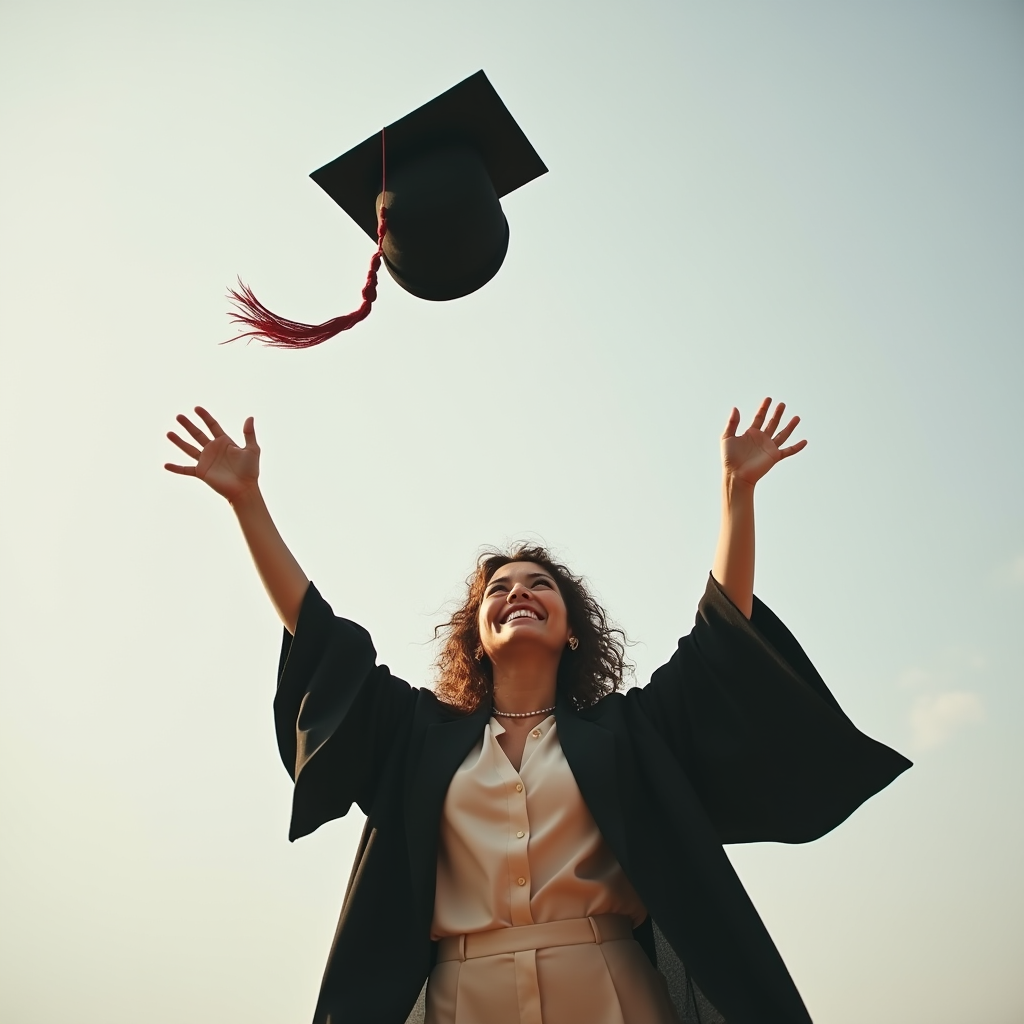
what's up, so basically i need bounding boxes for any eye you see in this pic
[532,579,552,589]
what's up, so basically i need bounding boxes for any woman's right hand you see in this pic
[165,407,260,504]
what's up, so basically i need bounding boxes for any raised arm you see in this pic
[712,398,806,618]
[164,406,309,633]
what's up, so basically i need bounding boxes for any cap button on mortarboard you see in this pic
[228,71,547,348]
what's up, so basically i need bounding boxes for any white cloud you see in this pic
[897,651,987,691]
[897,666,932,690]
[910,691,985,751]
[992,553,1024,588]
[1009,555,1024,585]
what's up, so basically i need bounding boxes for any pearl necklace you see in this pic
[491,705,556,719]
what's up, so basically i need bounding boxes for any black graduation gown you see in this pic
[274,576,911,1024]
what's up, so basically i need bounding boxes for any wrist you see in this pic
[229,481,264,513]
[722,472,756,501]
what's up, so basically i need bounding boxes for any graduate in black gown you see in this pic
[164,398,910,1024]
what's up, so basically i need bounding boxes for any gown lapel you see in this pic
[556,704,630,874]
[405,705,490,921]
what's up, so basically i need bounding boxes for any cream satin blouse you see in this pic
[426,716,679,1024]
[432,715,645,938]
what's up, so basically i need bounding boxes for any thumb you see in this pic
[722,407,741,440]
[242,416,258,448]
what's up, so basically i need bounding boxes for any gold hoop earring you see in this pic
[567,636,579,651]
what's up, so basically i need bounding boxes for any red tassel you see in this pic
[226,207,388,349]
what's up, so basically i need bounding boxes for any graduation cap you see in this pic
[228,71,547,348]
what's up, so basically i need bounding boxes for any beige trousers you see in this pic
[426,917,680,1024]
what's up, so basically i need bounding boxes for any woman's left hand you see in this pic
[721,398,807,487]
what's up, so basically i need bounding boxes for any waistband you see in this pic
[436,914,634,963]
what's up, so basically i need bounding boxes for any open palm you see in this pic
[721,398,806,486]
[164,407,260,502]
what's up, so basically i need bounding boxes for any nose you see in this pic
[507,583,532,601]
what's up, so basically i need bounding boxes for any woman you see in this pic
[164,399,910,1024]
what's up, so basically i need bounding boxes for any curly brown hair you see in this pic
[434,544,629,713]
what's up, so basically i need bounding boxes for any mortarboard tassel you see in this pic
[225,131,388,349]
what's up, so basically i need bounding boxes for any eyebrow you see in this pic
[486,571,555,588]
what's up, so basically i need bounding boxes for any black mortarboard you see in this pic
[228,71,547,347]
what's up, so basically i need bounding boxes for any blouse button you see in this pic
[517,830,525,838]
[515,783,523,792]
[531,729,541,738]
[517,877,526,886]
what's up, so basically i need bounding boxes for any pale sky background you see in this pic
[1,2,1022,1022]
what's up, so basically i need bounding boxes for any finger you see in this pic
[765,401,786,438]
[166,431,202,461]
[176,414,211,447]
[164,462,198,476]
[194,406,226,439]
[750,397,771,431]
[242,416,258,449]
[722,407,741,439]
[779,439,808,459]
[773,415,800,446]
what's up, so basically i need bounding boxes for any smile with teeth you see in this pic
[503,608,541,625]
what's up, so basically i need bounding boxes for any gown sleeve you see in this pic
[633,574,912,844]
[273,582,416,840]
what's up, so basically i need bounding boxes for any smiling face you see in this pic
[434,544,628,713]
[477,561,572,665]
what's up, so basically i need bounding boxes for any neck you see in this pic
[490,653,559,714]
